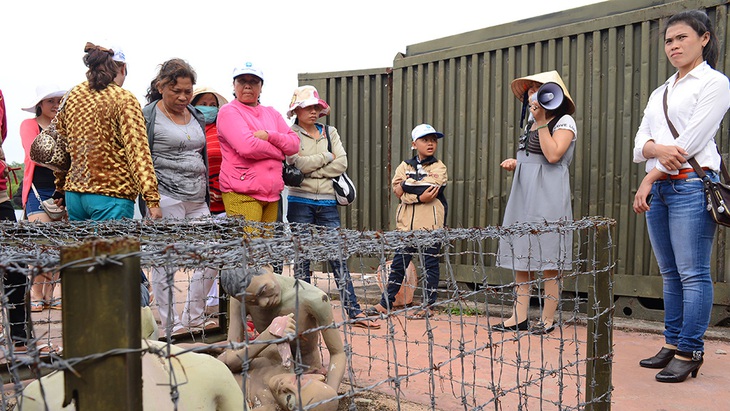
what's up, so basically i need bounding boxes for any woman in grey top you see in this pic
[143,58,216,336]
[494,70,577,335]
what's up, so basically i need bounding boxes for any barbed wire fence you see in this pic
[0,216,615,411]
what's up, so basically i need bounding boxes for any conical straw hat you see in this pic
[510,70,575,115]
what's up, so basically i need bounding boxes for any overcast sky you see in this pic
[0,0,601,164]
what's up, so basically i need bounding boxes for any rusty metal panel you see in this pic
[298,0,730,309]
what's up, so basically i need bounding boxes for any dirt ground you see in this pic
[337,390,433,411]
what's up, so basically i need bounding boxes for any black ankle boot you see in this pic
[639,347,676,369]
[655,350,703,383]
[491,319,529,332]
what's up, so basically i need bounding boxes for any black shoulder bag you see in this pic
[283,160,304,187]
[663,87,730,227]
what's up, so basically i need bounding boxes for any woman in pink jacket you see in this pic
[20,84,67,312]
[216,61,299,343]
[216,61,299,223]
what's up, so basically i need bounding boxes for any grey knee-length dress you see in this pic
[497,115,576,271]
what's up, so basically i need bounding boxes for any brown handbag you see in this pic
[663,88,730,227]
[29,94,70,172]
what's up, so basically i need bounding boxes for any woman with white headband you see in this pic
[55,42,161,221]
[54,43,161,311]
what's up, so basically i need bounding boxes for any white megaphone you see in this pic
[529,82,565,111]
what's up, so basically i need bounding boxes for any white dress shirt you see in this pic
[633,61,730,174]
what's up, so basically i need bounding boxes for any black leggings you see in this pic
[0,200,29,344]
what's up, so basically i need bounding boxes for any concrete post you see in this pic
[585,222,614,411]
[60,238,142,411]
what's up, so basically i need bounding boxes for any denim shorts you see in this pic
[25,186,54,217]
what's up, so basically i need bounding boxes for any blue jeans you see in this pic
[646,172,717,353]
[287,201,362,318]
[66,192,134,221]
[379,245,441,308]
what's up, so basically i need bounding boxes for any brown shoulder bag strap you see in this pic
[662,87,730,182]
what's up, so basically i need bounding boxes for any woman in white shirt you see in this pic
[633,9,730,383]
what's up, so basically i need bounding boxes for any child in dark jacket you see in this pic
[368,124,448,319]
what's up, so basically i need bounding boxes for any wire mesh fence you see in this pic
[0,216,614,411]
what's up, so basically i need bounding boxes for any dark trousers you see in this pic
[0,199,15,220]
[380,244,441,308]
[3,269,28,343]
[0,200,28,344]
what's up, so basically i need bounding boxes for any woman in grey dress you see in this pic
[493,70,577,334]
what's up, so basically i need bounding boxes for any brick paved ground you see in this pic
[7,268,729,411]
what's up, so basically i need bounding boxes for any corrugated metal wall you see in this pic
[303,69,393,231]
[299,0,730,322]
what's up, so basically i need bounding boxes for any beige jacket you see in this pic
[392,156,448,231]
[286,123,347,200]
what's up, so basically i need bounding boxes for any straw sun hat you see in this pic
[510,70,575,115]
[192,86,229,107]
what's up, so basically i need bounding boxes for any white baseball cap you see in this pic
[86,40,126,63]
[232,61,264,82]
[110,45,126,63]
[411,124,444,142]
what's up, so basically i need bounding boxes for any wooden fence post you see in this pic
[60,238,142,411]
[585,222,614,411]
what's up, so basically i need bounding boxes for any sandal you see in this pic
[189,320,218,332]
[351,314,381,329]
[13,344,28,355]
[406,307,436,320]
[49,299,62,310]
[14,342,62,357]
[35,342,62,356]
[362,305,388,316]
[30,301,44,313]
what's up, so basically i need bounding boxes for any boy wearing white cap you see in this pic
[367,124,448,319]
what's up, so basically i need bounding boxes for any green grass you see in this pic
[444,304,484,316]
